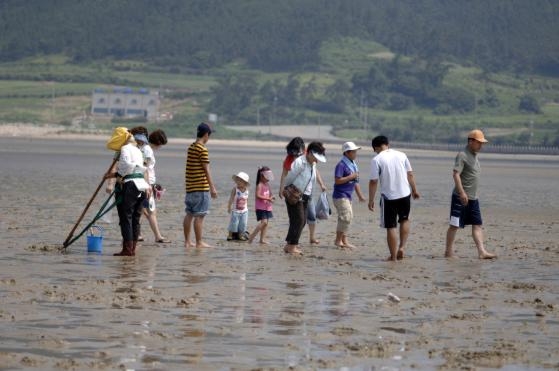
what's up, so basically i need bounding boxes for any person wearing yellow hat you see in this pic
[104,129,150,256]
[445,129,496,259]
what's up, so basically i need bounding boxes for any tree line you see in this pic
[1,0,558,75]
[207,56,542,124]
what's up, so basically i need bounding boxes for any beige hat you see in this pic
[468,129,488,143]
[342,141,361,152]
[232,171,250,184]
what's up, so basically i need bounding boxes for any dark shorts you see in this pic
[380,194,411,229]
[449,192,482,228]
[256,209,273,221]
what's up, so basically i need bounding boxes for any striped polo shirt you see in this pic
[185,141,210,193]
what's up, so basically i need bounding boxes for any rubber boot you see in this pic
[113,241,125,256]
[114,241,134,256]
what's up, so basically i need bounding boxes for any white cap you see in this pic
[342,141,361,153]
[232,171,250,184]
[311,151,327,163]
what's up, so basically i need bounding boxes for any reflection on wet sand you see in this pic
[1,137,558,369]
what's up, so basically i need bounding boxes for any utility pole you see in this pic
[529,119,534,146]
[51,84,55,122]
[271,95,277,135]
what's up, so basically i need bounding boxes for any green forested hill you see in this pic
[1,0,558,74]
[1,0,558,146]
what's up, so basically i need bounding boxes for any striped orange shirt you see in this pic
[185,141,210,193]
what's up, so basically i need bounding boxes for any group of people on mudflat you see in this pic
[106,122,496,261]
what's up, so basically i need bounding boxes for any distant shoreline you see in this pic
[1,123,557,157]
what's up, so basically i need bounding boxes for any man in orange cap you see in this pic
[445,129,496,259]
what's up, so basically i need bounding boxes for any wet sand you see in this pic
[1,136,558,370]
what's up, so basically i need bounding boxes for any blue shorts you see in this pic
[449,192,482,228]
[184,191,210,216]
[256,209,273,221]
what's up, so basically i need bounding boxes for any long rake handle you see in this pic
[62,158,117,248]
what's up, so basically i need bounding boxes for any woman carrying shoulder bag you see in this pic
[282,141,326,255]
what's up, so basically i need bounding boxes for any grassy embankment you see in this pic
[0,39,558,145]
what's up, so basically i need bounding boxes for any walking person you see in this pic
[226,171,250,241]
[278,136,326,245]
[104,131,151,256]
[248,166,275,244]
[306,169,327,245]
[283,141,327,255]
[279,137,305,199]
[134,129,171,243]
[183,123,218,248]
[333,142,366,249]
[368,135,420,261]
[445,129,496,259]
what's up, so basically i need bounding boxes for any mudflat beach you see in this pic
[1,135,558,370]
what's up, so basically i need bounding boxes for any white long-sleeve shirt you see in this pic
[117,143,149,191]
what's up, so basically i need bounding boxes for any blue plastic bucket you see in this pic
[87,226,104,254]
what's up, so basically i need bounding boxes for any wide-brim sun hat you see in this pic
[342,141,361,152]
[232,171,250,184]
[311,151,327,163]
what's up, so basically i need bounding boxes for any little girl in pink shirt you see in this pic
[248,166,275,244]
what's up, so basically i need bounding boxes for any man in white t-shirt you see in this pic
[368,135,420,261]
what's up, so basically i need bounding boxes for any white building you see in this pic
[91,87,159,119]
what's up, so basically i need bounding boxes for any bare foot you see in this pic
[284,245,303,256]
[397,250,404,260]
[185,241,195,248]
[310,239,320,245]
[386,256,397,262]
[479,252,496,259]
[259,240,270,245]
[335,241,345,248]
[196,241,212,248]
[444,249,454,258]
[342,242,356,250]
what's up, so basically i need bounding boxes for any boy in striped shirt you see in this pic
[183,123,218,248]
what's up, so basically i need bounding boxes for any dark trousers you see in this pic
[116,181,145,241]
[285,196,309,245]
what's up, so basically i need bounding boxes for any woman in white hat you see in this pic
[283,141,327,255]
